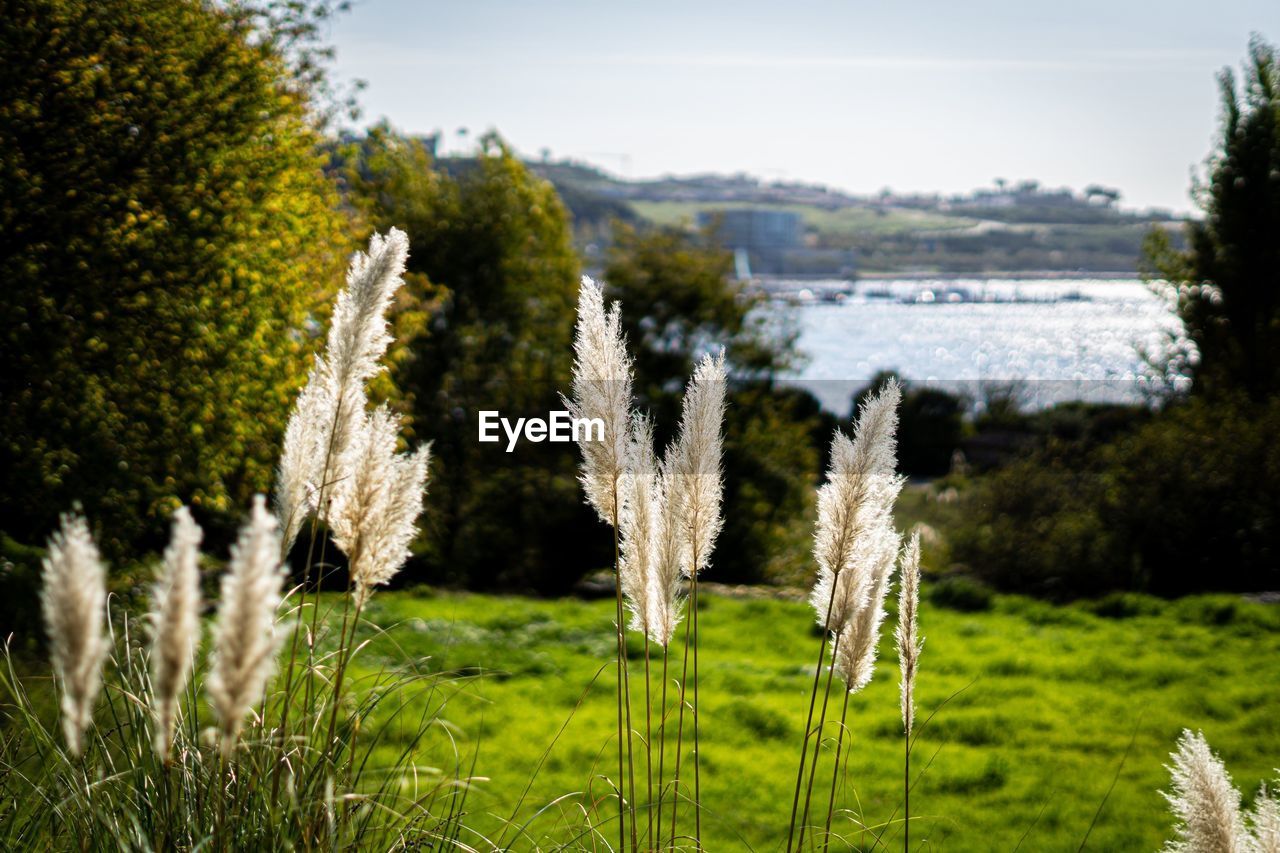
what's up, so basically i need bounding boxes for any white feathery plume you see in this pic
[149,507,203,761]
[327,406,431,607]
[1163,729,1246,853]
[619,414,659,637]
[650,453,688,648]
[665,350,727,575]
[1250,783,1280,853]
[208,496,287,758]
[833,525,900,692]
[894,532,923,733]
[41,514,109,758]
[809,379,903,634]
[565,276,633,525]
[275,228,410,551]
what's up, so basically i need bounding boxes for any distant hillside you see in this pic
[527,160,1187,277]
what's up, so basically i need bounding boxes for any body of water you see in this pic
[776,278,1187,414]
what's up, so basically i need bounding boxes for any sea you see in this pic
[769,278,1188,415]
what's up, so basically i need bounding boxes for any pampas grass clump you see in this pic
[1,231,461,851]
[566,276,729,851]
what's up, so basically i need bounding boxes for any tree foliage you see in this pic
[1146,36,1280,400]
[0,0,351,557]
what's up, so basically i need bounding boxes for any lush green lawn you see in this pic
[349,588,1280,851]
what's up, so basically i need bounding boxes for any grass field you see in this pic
[347,586,1280,851]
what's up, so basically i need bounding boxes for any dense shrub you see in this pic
[953,397,1280,598]
[1106,396,1280,595]
[928,575,995,612]
[0,0,350,558]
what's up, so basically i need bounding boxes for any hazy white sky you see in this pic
[329,1,1278,213]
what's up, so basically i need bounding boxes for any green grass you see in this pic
[347,586,1280,851]
[628,200,979,237]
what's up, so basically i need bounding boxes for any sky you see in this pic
[329,1,1279,214]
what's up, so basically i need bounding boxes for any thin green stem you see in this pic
[645,638,654,849]
[904,723,911,853]
[655,644,670,850]
[668,581,696,850]
[798,630,843,852]
[609,497,631,853]
[786,618,839,852]
[821,685,853,852]
[691,573,701,849]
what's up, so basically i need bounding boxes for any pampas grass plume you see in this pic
[41,513,109,757]
[566,275,633,525]
[1163,729,1246,853]
[833,530,898,692]
[208,496,287,758]
[149,506,203,761]
[1252,784,1280,853]
[810,378,903,635]
[619,414,659,637]
[651,453,688,648]
[666,350,727,574]
[276,228,410,551]
[895,531,923,734]
[328,406,431,606]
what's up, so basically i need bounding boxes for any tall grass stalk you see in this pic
[787,379,901,853]
[663,351,726,851]
[39,513,109,759]
[273,227,410,798]
[895,533,923,853]
[567,275,637,849]
[621,414,660,846]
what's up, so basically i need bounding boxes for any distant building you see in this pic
[699,208,802,251]
[698,208,806,275]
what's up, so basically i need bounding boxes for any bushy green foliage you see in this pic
[0,0,350,557]
[351,129,591,591]
[1146,37,1280,400]
[1105,396,1280,595]
[952,397,1280,598]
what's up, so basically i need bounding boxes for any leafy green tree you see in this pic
[351,129,591,591]
[1146,36,1280,400]
[0,0,351,557]
[604,224,824,584]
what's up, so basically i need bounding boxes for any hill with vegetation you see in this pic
[529,161,1185,276]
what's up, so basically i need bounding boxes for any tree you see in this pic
[351,129,590,591]
[0,0,351,557]
[1146,36,1280,400]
